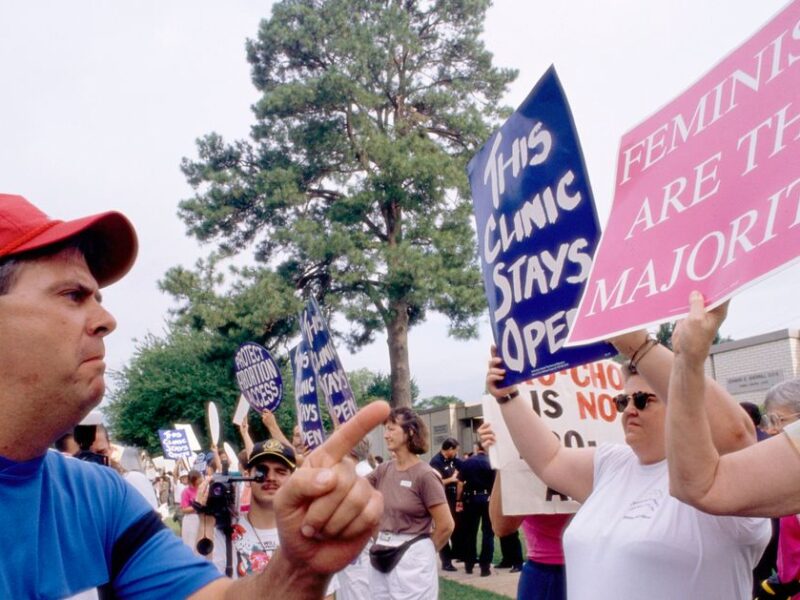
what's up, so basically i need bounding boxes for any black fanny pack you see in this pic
[369,533,430,573]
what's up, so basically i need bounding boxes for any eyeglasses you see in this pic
[614,391,657,413]
[760,412,800,431]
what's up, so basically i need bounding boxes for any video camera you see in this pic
[193,473,264,556]
[74,450,109,467]
[73,424,110,467]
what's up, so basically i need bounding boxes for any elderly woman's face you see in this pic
[619,375,666,462]
[761,403,800,435]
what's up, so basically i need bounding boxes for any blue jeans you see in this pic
[517,560,566,600]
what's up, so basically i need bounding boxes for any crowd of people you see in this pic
[2,192,800,600]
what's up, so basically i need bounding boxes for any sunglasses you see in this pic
[614,391,657,412]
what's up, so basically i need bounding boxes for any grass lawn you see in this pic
[165,516,181,536]
[440,578,510,600]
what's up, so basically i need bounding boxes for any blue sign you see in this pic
[467,66,615,386]
[234,342,283,413]
[290,340,326,451]
[192,452,209,474]
[158,429,192,460]
[299,298,358,426]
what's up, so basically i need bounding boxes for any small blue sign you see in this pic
[234,342,283,413]
[290,340,326,451]
[299,298,358,426]
[158,429,192,460]
[192,452,208,474]
[468,66,615,386]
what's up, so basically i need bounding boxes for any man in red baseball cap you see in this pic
[0,193,138,288]
[0,194,390,599]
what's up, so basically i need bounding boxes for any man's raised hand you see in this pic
[273,401,389,574]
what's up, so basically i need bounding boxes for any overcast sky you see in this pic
[1,0,796,404]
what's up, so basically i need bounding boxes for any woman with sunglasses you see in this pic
[485,329,770,599]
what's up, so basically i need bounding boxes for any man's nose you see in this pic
[89,302,117,337]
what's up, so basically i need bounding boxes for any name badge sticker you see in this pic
[400,480,412,488]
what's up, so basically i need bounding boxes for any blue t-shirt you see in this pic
[0,450,222,599]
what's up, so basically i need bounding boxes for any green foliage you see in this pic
[655,322,676,349]
[106,257,306,455]
[178,0,516,406]
[414,394,463,410]
[160,257,302,349]
[348,368,420,405]
[656,321,732,350]
[107,327,303,456]
[106,330,240,454]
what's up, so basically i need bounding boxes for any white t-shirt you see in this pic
[173,481,186,504]
[123,471,159,510]
[210,516,339,595]
[562,443,770,600]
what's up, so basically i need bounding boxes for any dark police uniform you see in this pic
[457,451,496,575]
[430,450,462,567]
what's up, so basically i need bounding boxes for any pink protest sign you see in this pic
[568,1,800,345]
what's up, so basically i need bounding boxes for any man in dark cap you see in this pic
[201,440,297,576]
[0,194,388,599]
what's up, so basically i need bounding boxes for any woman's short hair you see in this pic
[387,407,429,455]
[765,378,800,412]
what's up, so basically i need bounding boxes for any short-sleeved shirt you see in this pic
[180,484,198,509]
[562,443,770,599]
[521,514,571,564]
[367,460,446,534]
[0,450,221,598]
[429,452,459,501]
[777,514,800,584]
[210,517,339,595]
[457,452,495,498]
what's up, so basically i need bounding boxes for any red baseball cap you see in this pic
[0,194,138,287]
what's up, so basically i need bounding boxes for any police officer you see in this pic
[430,438,461,571]
[456,441,496,577]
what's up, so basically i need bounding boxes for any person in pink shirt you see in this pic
[180,470,203,555]
[774,515,800,599]
[483,428,569,600]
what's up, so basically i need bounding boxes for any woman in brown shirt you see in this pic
[367,407,454,599]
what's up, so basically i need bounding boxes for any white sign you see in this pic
[173,423,201,452]
[483,359,626,515]
[232,394,250,426]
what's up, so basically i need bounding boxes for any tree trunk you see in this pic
[387,299,412,408]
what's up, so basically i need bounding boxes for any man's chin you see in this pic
[74,386,105,419]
